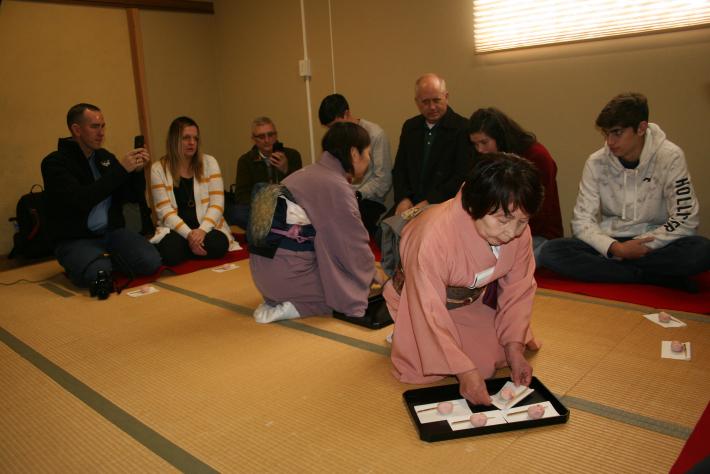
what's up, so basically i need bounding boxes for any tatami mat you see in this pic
[1,258,708,473]
[0,344,174,472]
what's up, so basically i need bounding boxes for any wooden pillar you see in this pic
[126,8,155,216]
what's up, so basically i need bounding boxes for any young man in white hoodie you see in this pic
[540,92,710,292]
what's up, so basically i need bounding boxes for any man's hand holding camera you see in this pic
[119,147,150,173]
[269,151,289,175]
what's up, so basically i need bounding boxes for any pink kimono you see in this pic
[383,191,538,384]
[250,152,375,317]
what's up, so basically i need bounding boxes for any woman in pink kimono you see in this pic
[383,153,544,405]
[249,122,377,323]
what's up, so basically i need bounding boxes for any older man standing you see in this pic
[318,93,392,235]
[392,73,471,216]
[226,117,302,229]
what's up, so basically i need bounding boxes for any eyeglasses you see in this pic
[253,131,277,140]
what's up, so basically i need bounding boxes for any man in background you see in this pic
[226,117,302,229]
[391,73,471,216]
[41,103,161,291]
[318,93,392,235]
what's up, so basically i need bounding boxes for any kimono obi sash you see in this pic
[392,265,497,310]
[248,184,315,258]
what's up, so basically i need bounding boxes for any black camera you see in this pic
[90,269,113,300]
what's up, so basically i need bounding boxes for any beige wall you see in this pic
[211,0,710,238]
[1,0,709,256]
[0,0,140,254]
[140,9,223,168]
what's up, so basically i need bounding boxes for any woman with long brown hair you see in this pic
[150,116,238,265]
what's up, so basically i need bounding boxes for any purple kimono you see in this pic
[250,152,375,316]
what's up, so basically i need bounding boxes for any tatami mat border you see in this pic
[39,281,75,297]
[0,326,218,473]
[536,288,709,322]
[152,280,255,315]
[153,281,390,356]
[560,395,692,439]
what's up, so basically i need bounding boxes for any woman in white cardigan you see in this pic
[150,116,238,266]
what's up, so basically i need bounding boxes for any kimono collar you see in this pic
[317,151,349,178]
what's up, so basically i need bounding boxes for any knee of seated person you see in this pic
[158,248,183,267]
[205,238,228,259]
[133,245,162,274]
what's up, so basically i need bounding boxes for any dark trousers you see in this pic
[156,229,229,266]
[55,228,161,287]
[539,236,710,285]
[359,199,386,237]
[224,202,250,230]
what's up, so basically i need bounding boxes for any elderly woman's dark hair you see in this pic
[462,153,544,220]
[321,122,371,173]
[468,107,536,155]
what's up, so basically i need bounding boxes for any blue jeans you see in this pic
[539,236,710,284]
[55,228,162,287]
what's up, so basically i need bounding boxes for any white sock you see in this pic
[253,301,301,324]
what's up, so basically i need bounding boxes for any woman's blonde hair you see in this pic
[162,116,203,187]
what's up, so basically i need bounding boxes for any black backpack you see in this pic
[8,184,54,259]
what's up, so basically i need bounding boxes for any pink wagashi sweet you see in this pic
[658,312,672,323]
[436,401,454,415]
[527,404,546,420]
[470,413,488,427]
[500,387,515,401]
[670,341,685,353]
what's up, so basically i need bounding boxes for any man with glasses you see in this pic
[226,116,302,229]
[540,92,710,292]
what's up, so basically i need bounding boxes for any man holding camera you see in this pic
[226,116,302,229]
[41,103,161,294]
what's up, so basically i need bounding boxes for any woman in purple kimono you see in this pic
[249,122,376,323]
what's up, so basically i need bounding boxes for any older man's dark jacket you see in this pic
[392,106,471,205]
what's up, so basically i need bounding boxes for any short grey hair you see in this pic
[251,116,275,130]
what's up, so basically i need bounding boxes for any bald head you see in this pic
[415,73,447,95]
[414,73,449,124]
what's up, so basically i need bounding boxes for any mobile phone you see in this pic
[272,141,284,153]
[133,135,145,149]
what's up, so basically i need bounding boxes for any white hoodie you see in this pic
[572,123,699,256]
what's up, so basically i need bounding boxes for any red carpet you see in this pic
[670,400,710,474]
[535,269,710,314]
[115,234,249,290]
[369,238,381,261]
